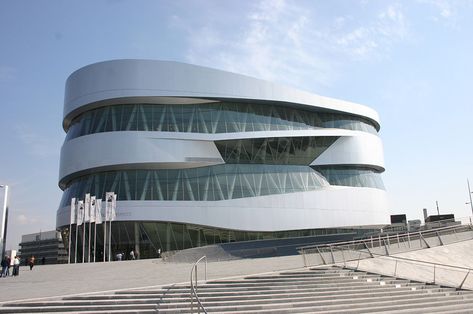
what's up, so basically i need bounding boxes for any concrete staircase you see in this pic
[2,266,473,313]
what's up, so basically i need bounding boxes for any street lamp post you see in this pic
[0,185,9,261]
[468,179,473,216]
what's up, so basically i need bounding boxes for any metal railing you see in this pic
[190,255,208,314]
[299,223,473,267]
[346,252,473,290]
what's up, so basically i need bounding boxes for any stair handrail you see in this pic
[299,223,470,252]
[346,251,473,289]
[190,255,208,314]
[298,223,473,266]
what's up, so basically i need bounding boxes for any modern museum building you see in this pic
[56,59,389,259]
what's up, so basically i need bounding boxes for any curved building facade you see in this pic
[57,59,389,259]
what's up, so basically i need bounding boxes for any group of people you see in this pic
[115,250,138,261]
[0,255,21,277]
[0,255,46,277]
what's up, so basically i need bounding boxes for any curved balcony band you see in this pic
[63,60,380,129]
[59,164,385,208]
[64,102,378,141]
[59,131,384,187]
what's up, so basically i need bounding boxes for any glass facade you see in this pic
[61,221,378,260]
[59,165,329,207]
[313,166,385,190]
[215,136,338,165]
[65,102,378,141]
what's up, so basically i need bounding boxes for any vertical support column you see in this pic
[197,228,201,247]
[0,185,9,261]
[166,223,171,252]
[134,222,140,259]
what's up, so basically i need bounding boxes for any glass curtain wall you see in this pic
[65,102,378,140]
[61,221,379,260]
[313,166,385,189]
[60,165,329,207]
[215,136,338,164]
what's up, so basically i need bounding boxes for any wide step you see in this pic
[2,265,471,313]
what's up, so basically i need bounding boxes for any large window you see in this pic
[59,165,329,207]
[65,102,379,140]
[215,136,338,165]
[313,166,385,190]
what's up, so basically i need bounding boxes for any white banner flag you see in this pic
[105,192,112,221]
[111,193,117,221]
[77,200,84,225]
[95,199,103,224]
[90,196,96,223]
[84,193,91,222]
[105,192,117,221]
[70,197,76,224]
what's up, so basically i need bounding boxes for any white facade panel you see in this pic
[63,60,380,129]
[57,188,388,231]
[59,129,383,183]
[311,133,385,169]
[59,132,224,184]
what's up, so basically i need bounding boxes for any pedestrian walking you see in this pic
[115,252,123,261]
[28,256,35,270]
[6,256,11,276]
[13,256,20,276]
[0,256,8,277]
[129,250,135,260]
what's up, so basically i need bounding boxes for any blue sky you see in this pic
[1,0,472,249]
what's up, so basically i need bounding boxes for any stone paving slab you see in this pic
[0,254,304,303]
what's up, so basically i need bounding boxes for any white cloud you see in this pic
[174,1,410,91]
[182,0,335,90]
[417,0,473,25]
[419,0,454,19]
[334,4,407,59]
[16,214,38,226]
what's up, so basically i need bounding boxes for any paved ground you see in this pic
[3,239,472,305]
[0,254,304,304]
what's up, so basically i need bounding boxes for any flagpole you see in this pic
[68,198,75,264]
[94,198,100,263]
[104,194,110,262]
[75,200,83,264]
[68,220,72,264]
[88,219,91,263]
[82,196,86,264]
[103,218,107,262]
[93,221,96,262]
[74,222,78,264]
[108,192,114,262]
[82,220,86,263]
[109,217,112,262]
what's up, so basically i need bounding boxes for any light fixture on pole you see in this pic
[467,179,473,217]
[0,185,9,261]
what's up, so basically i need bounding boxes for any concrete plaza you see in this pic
[0,254,303,304]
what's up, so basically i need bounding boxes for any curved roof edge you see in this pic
[63,59,381,127]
